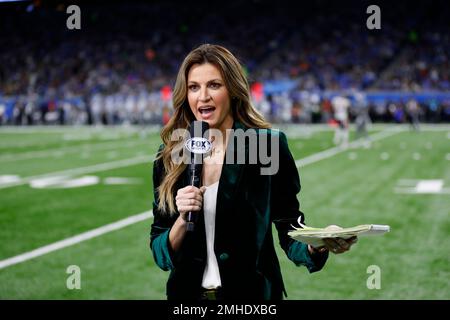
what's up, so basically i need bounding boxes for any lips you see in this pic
[198,105,216,119]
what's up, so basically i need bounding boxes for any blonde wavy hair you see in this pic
[157,44,271,215]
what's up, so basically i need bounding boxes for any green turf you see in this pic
[0,125,448,299]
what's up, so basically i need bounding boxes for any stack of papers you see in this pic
[288,223,390,247]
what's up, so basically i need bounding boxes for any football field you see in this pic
[0,124,449,299]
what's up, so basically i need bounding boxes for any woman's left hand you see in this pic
[308,225,358,255]
[322,225,358,254]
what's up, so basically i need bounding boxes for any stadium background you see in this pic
[0,0,448,299]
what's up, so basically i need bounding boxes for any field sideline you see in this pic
[0,124,449,299]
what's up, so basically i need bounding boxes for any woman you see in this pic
[150,44,356,300]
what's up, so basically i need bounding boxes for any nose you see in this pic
[199,86,211,102]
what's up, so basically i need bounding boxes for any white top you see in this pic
[201,180,222,289]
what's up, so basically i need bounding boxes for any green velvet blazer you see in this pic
[150,121,328,300]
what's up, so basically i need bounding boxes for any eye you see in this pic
[188,84,199,91]
[209,82,222,89]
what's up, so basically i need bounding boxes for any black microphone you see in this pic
[185,121,211,231]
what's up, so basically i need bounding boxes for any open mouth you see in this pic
[198,106,216,116]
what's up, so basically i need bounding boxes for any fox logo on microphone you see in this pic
[185,137,212,154]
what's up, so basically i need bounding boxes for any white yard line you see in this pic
[0,155,155,189]
[0,128,91,134]
[0,211,153,270]
[414,124,450,131]
[296,129,402,168]
[0,126,148,134]
[0,139,150,162]
[278,123,450,133]
[0,128,402,270]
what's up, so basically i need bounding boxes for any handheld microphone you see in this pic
[185,121,211,231]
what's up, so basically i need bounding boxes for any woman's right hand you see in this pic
[175,185,206,219]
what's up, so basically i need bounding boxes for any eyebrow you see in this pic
[188,79,223,84]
